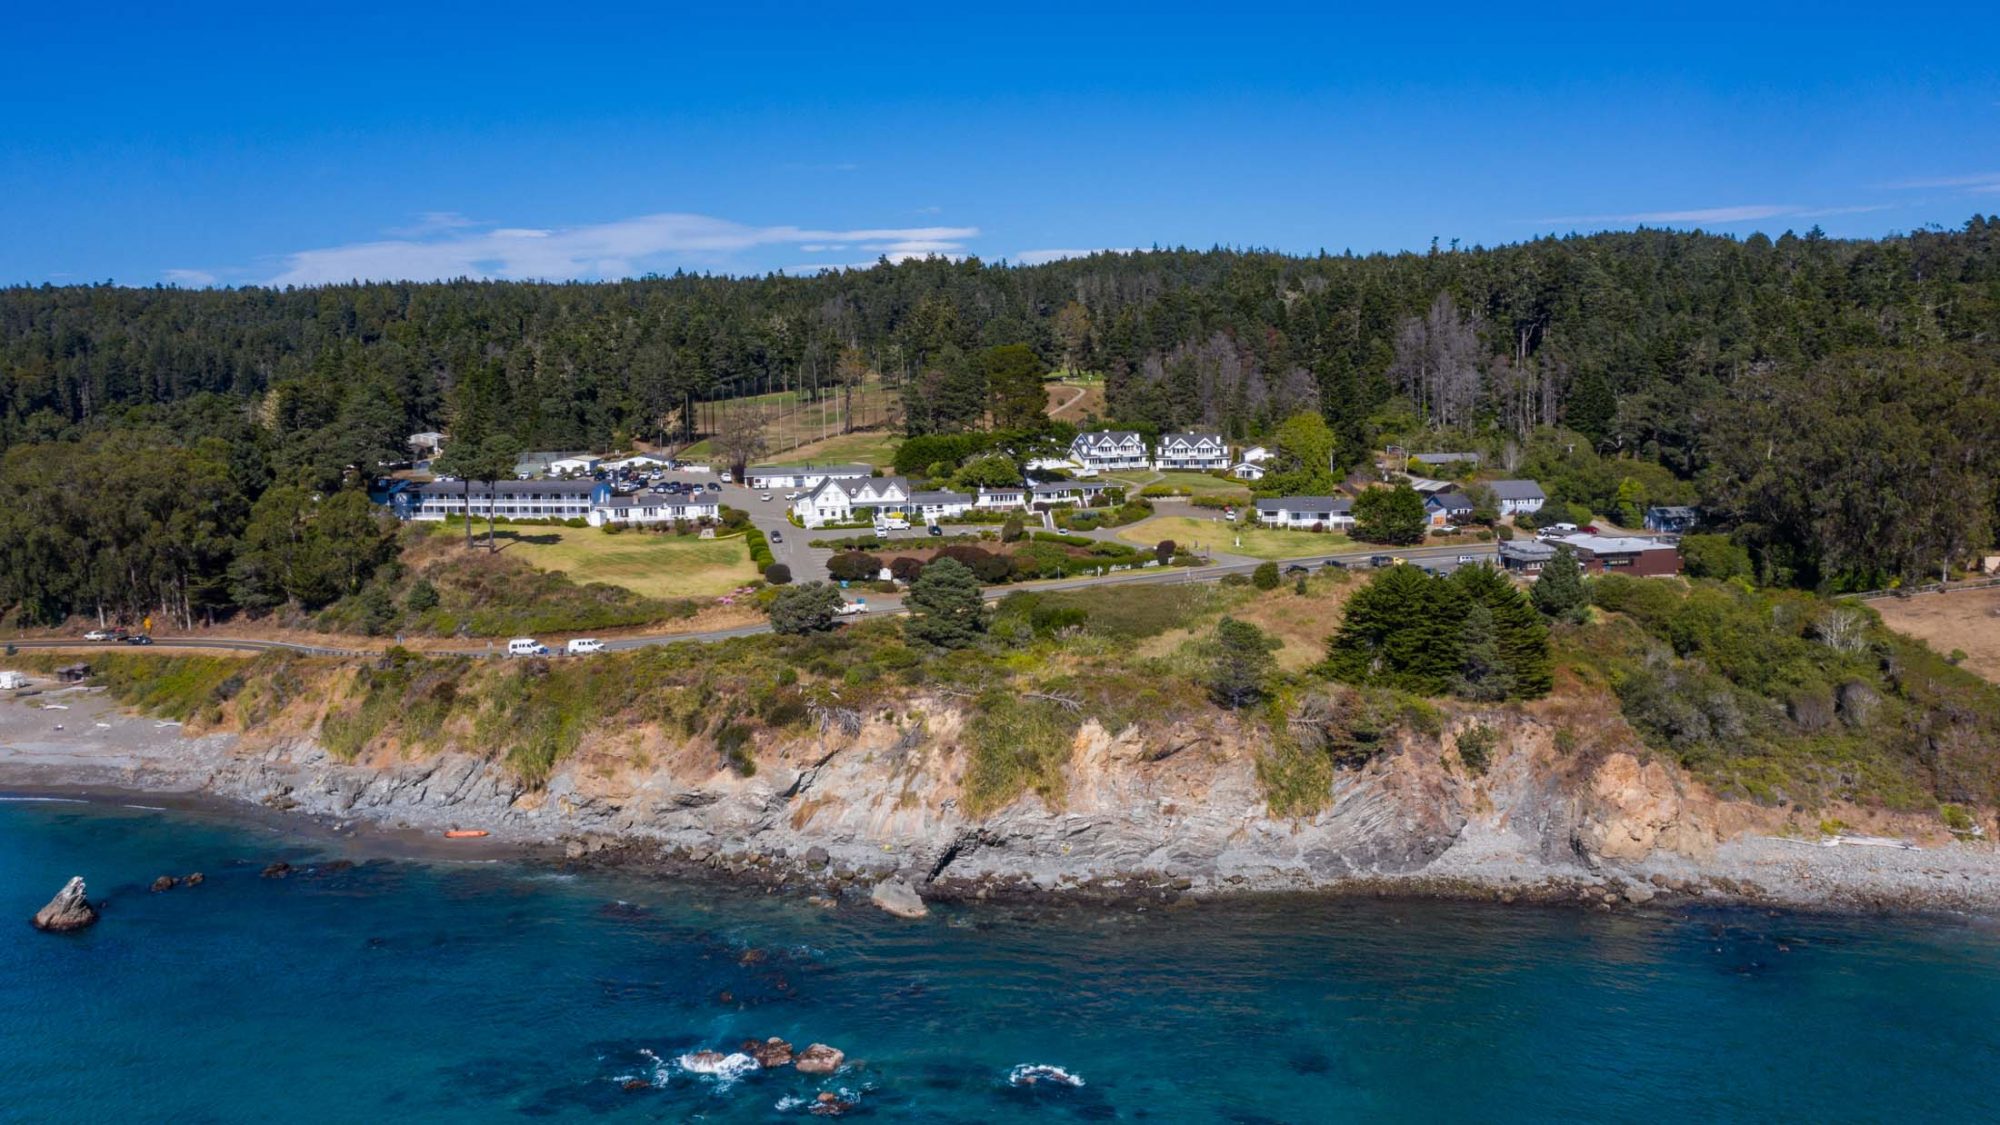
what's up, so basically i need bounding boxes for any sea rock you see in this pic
[1622,882,1657,905]
[804,845,831,868]
[744,1037,794,1067]
[794,1043,845,1074]
[810,1091,855,1116]
[870,878,928,919]
[261,862,292,879]
[184,872,205,886]
[150,876,177,893]
[31,877,99,932]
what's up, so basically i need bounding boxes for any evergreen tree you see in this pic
[980,343,1049,433]
[904,557,987,649]
[1531,545,1589,623]
[1324,565,1464,694]
[1353,485,1428,545]
[1210,616,1278,709]
[1453,562,1552,698]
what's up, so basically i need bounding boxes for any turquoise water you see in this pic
[6,798,2000,1122]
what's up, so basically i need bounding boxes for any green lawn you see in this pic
[780,429,902,469]
[488,527,756,599]
[1141,471,1255,497]
[1118,515,1352,560]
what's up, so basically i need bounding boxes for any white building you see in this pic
[548,455,602,477]
[747,463,873,490]
[604,453,673,471]
[1253,495,1354,531]
[408,480,606,522]
[1152,431,1229,472]
[1069,431,1149,473]
[910,490,976,522]
[1029,481,1109,507]
[1240,445,1273,464]
[407,431,445,458]
[974,486,1029,512]
[1488,479,1547,516]
[587,494,721,527]
[1230,461,1267,481]
[792,476,914,528]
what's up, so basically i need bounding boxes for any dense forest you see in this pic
[2,218,1998,626]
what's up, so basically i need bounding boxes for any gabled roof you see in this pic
[751,462,873,477]
[1158,431,1223,446]
[911,490,974,505]
[1030,480,1107,496]
[1427,491,1474,510]
[413,479,601,497]
[1256,495,1350,514]
[1072,430,1142,445]
[1487,479,1547,501]
[1648,505,1697,518]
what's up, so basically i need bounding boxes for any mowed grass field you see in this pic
[489,527,755,599]
[1118,515,1353,560]
[1141,471,1255,498]
[777,429,902,470]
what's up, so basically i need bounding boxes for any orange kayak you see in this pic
[443,829,489,839]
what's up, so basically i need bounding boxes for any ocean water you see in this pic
[5,798,2000,1123]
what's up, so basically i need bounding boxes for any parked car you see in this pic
[928,524,943,536]
[1369,555,1394,568]
[506,638,549,657]
[834,601,869,616]
[784,491,801,500]
[122,634,154,645]
[1457,554,1481,564]
[1321,558,1347,570]
[770,530,783,543]
[83,628,113,641]
[706,482,720,492]
[759,494,772,502]
[564,638,605,656]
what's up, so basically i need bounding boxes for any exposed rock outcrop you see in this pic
[794,1043,845,1075]
[31,877,98,932]
[869,878,928,919]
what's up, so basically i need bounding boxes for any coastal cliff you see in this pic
[7,676,1994,912]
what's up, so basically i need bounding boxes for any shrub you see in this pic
[767,581,844,634]
[1456,722,1497,776]
[890,556,926,582]
[1156,539,1176,565]
[1252,561,1281,590]
[1001,513,1026,542]
[763,562,792,585]
[826,551,884,582]
[404,578,440,613]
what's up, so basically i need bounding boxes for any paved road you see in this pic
[5,539,1492,660]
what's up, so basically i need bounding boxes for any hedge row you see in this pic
[745,528,775,569]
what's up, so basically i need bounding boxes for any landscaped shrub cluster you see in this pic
[744,527,775,570]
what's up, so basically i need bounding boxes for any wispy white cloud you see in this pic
[1883,171,2000,192]
[267,212,981,285]
[1012,247,1140,265]
[163,268,218,286]
[1531,203,1889,227]
[383,210,482,237]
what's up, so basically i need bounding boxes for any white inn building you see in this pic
[1068,431,1149,473]
[1152,431,1229,471]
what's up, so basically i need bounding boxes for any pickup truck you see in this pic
[834,601,869,617]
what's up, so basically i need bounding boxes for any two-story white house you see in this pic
[1487,480,1547,517]
[1253,495,1354,531]
[793,476,915,528]
[1152,431,1229,472]
[1069,431,1150,473]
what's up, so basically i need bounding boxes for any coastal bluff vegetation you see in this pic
[15,575,2000,905]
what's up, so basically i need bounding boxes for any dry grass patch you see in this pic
[1872,586,2000,684]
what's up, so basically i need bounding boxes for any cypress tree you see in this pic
[1531,545,1589,623]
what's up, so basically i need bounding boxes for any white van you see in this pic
[564,638,605,655]
[878,513,910,531]
[506,638,548,657]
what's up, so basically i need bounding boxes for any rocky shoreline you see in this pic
[6,686,2000,917]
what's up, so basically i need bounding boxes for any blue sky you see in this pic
[4,2,1997,287]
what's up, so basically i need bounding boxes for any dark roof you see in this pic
[1427,491,1474,510]
[1487,479,1546,501]
[911,490,974,504]
[599,493,717,509]
[1257,495,1350,513]
[1413,451,1480,464]
[1498,540,1557,560]
[1030,480,1106,495]
[750,463,872,477]
[412,479,599,497]
[1648,505,1698,518]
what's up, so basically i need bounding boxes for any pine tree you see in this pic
[1325,565,1463,695]
[1531,545,1589,623]
[1210,616,1278,708]
[904,557,987,649]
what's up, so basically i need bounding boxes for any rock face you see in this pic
[1572,752,1715,863]
[869,878,928,919]
[794,1043,845,1075]
[31,877,98,932]
[744,1037,793,1067]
